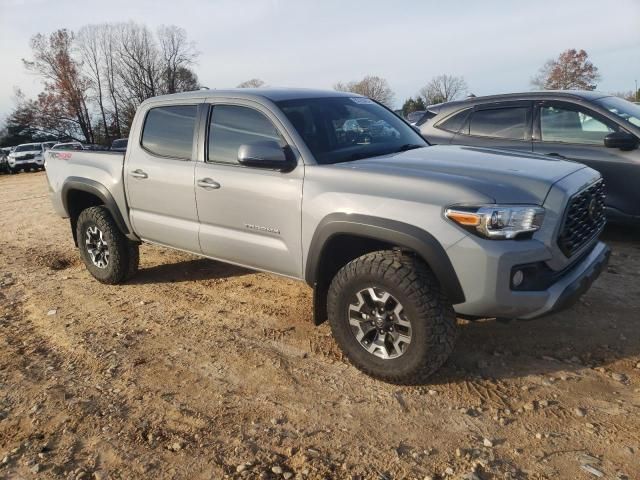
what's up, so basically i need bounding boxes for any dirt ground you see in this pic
[0,171,638,480]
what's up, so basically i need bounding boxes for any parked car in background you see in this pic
[51,142,84,151]
[110,138,128,152]
[405,110,427,125]
[84,144,109,151]
[7,143,45,173]
[419,91,640,225]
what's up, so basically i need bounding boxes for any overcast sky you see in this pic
[0,0,639,121]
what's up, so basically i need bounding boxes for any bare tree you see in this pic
[419,75,467,105]
[116,23,161,104]
[532,49,600,90]
[157,25,199,94]
[23,29,94,142]
[237,78,266,88]
[97,24,123,138]
[333,75,395,106]
[77,25,110,143]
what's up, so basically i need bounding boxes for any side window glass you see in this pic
[436,109,471,133]
[208,105,284,165]
[540,106,614,144]
[469,107,530,140]
[141,105,197,159]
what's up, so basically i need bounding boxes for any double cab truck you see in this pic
[45,88,610,383]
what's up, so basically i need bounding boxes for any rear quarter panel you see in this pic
[45,150,134,235]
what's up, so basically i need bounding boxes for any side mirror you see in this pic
[237,141,295,171]
[604,131,638,151]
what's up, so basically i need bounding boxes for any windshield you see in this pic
[596,96,640,128]
[15,144,41,152]
[276,96,427,164]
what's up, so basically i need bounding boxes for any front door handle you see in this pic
[197,178,221,190]
[130,169,148,179]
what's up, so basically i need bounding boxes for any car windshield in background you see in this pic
[276,97,427,164]
[597,96,640,128]
[15,144,41,152]
[112,139,128,148]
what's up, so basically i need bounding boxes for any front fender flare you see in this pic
[305,213,465,305]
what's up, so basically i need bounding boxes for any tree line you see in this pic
[333,49,638,117]
[2,44,638,147]
[2,23,199,147]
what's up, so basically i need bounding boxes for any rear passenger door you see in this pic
[450,102,533,153]
[194,100,304,278]
[126,102,202,253]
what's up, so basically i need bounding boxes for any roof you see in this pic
[142,87,360,105]
[432,90,612,110]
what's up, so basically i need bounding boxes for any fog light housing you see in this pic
[512,270,524,287]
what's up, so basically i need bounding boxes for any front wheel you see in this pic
[327,250,457,384]
[76,206,139,284]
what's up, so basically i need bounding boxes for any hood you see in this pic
[336,145,587,204]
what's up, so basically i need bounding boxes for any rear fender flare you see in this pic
[61,177,130,237]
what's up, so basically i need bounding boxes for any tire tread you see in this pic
[327,250,457,384]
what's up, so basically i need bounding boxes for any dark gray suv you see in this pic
[419,91,640,224]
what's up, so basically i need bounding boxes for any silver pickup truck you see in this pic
[45,88,610,383]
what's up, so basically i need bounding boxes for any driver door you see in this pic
[194,100,304,278]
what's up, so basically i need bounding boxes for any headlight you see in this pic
[445,205,545,239]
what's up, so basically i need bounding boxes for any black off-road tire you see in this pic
[76,206,138,284]
[125,241,140,280]
[327,250,457,384]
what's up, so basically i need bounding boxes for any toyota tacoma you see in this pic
[45,88,610,383]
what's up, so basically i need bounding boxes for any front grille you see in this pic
[557,180,606,257]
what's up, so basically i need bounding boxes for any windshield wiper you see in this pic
[394,144,424,153]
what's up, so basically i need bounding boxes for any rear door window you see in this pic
[141,105,198,159]
[468,107,531,140]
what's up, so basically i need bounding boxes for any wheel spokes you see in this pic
[348,287,412,360]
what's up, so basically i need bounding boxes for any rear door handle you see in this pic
[197,178,221,190]
[130,169,148,179]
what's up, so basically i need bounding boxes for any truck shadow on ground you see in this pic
[128,258,250,285]
[429,308,639,386]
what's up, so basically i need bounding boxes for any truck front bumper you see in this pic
[448,237,610,320]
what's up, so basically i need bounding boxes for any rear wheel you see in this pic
[76,206,138,284]
[327,250,457,384]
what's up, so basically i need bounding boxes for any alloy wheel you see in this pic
[348,287,412,359]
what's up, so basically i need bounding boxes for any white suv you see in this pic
[8,143,45,173]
